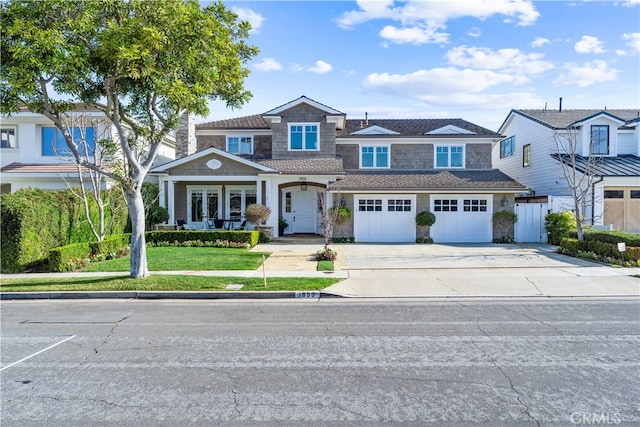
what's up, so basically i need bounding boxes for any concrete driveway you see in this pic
[340,243,598,270]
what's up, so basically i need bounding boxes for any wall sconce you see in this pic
[340,197,346,207]
[501,195,509,207]
[300,183,307,191]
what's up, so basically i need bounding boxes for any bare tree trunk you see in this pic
[127,188,148,278]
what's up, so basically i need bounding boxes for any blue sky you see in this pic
[205,0,640,131]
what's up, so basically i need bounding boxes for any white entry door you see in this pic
[282,188,317,234]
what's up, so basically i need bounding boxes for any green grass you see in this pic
[317,260,334,271]
[84,247,271,272]
[0,275,340,292]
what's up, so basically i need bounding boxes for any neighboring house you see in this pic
[151,96,525,242]
[0,105,175,193]
[494,107,640,237]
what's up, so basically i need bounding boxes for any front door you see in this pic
[282,188,317,234]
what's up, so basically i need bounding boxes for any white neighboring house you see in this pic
[494,107,640,236]
[0,105,175,193]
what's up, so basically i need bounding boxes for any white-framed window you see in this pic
[227,136,253,154]
[1,127,17,149]
[289,123,319,151]
[590,125,609,155]
[360,145,389,168]
[388,199,411,212]
[523,144,531,167]
[187,186,221,223]
[226,186,257,221]
[500,136,515,158]
[358,199,382,212]
[435,145,464,168]
[433,199,458,212]
[463,199,487,212]
[41,126,95,157]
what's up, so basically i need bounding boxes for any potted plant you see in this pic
[244,204,272,237]
[415,211,436,243]
[278,216,289,235]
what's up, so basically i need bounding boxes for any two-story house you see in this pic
[495,107,640,236]
[151,96,525,242]
[0,104,176,193]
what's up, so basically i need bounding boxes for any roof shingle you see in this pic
[257,158,344,174]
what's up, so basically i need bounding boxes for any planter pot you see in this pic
[257,225,273,239]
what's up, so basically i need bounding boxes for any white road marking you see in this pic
[0,335,76,372]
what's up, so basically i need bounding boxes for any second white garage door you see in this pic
[354,195,416,242]
[429,195,493,243]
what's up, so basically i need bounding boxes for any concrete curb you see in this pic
[0,291,344,300]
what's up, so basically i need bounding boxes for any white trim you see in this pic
[434,144,466,169]
[0,125,18,149]
[359,144,390,169]
[288,122,320,151]
[226,185,258,222]
[351,125,399,136]
[149,146,276,173]
[186,185,222,227]
[163,175,262,182]
[264,96,344,116]
[336,137,496,145]
[425,124,476,135]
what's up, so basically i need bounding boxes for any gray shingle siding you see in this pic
[270,104,337,159]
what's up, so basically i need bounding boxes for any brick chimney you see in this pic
[175,112,196,158]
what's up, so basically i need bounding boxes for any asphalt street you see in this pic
[1,299,639,426]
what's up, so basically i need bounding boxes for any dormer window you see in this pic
[227,136,252,154]
[289,123,319,151]
[590,125,609,155]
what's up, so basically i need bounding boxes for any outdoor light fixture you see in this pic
[501,195,508,207]
[300,183,307,191]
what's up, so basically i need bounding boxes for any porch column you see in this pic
[167,179,175,225]
[256,178,263,205]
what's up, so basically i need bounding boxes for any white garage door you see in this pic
[354,195,416,242]
[429,195,493,243]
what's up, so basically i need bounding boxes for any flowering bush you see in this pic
[316,247,337,261]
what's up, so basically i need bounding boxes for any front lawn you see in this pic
[84,247,271,272]
[0,275,340,293]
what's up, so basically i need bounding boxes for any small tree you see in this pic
[553,127,605,241]
[244,204,271,226]
[415,211,436,240]
[317,192,348,260]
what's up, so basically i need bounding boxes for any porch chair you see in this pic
[176,219,187,230]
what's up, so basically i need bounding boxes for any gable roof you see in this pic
[338,118,499,137]
[551,154,640,177]
[263,95,344,116]
[328,169,526,192]
[149,146,276,174]
[350,125,400,135]
[196,114,268,130]
[501,109,640,132]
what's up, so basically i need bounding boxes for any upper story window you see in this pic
[42,127,95,157]
[1,127,16,149]
[500,136,515,158]
[435,145,464,168]
[227,136,252,154]
[289,123,319,151]
[590,125,609,155]
[361,146,389,168]
[523,144,531,167]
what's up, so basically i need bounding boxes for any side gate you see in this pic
[514,203,548,243]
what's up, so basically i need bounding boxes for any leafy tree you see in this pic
[1,0,258,277]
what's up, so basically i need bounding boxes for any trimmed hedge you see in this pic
[560,237,640,263]
[574,229,640,247]
[49,242,92,272]
[145,230,260,248]
[89,234,132,255]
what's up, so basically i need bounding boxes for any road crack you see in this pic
[471,340,540,427]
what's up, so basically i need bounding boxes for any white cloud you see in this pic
[363,67,529,97]
[293,60,333,74]
[622,32,640,53]
[336,0,539,45]
[467,27,482,38]
[252,58,282,72]
[574,35,606,54]
[531,37,550,48]
[553,60,619,87]
[445,45,554,74]
[232,7,265,34]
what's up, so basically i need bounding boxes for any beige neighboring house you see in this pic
[151,96,525,242]
[0,105,175,193]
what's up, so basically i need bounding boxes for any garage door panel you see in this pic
[430,195,492,243]
[354,195,415,243]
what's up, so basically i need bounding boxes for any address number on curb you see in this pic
[295,291,320,299]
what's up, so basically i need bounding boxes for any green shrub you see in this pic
[332,236,355,243]
[416,211,436,227]
[545,211,576,245]
[578,229,640,247]
[89,234,131,256]
[49,242,92,272]
[416,236,434,244]
[317,260,334,271]
[559,236,639,264]
[316,247,337,261]
[0,187,127,273]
